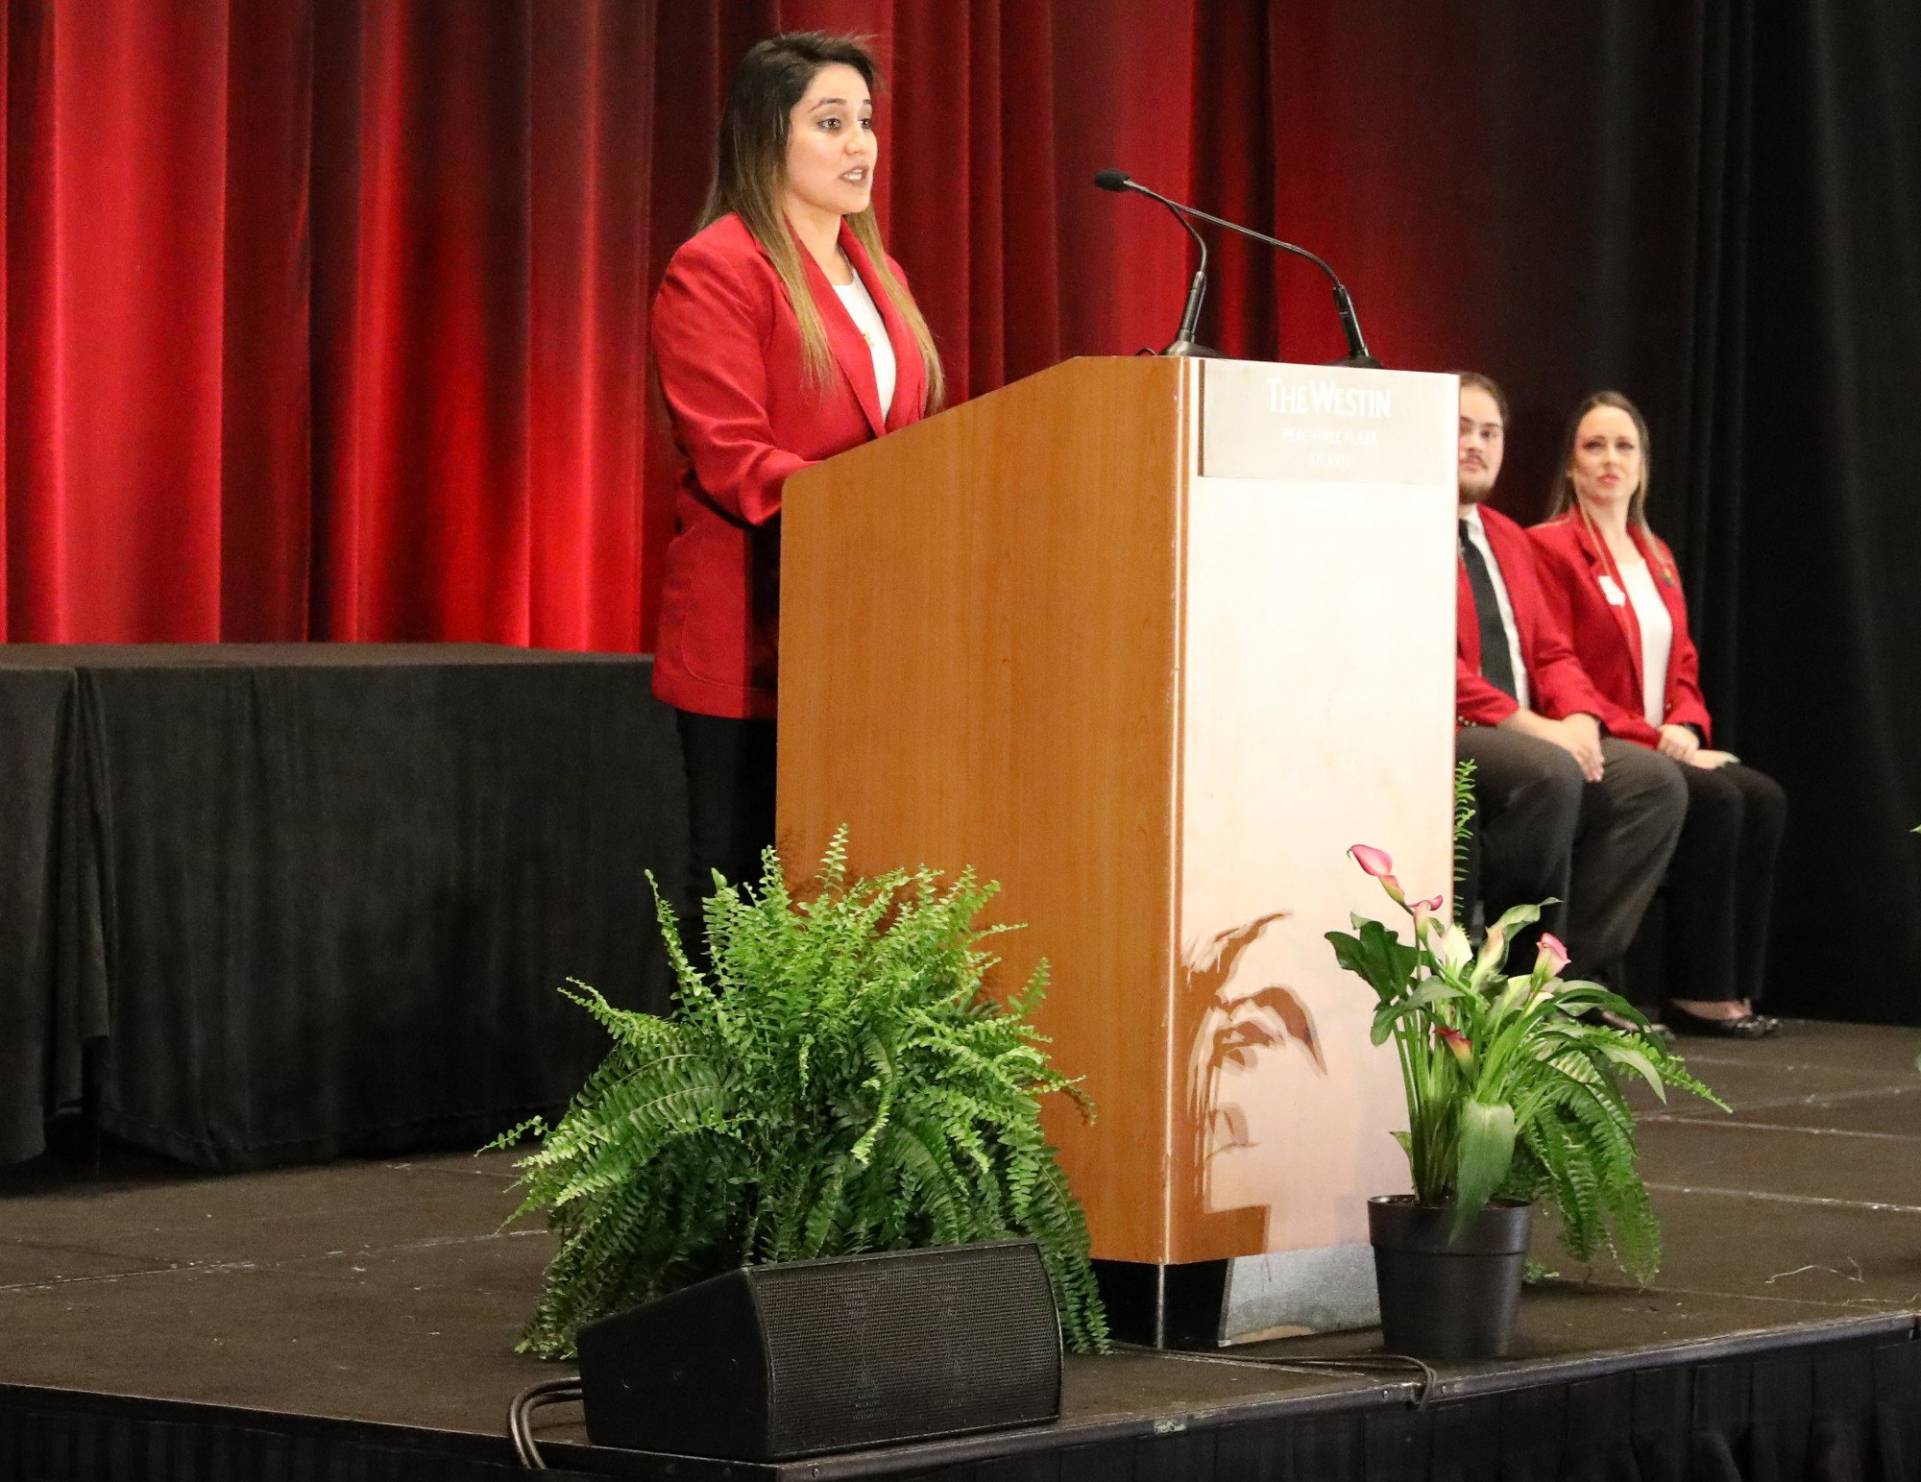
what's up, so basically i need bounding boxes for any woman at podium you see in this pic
[650,32,942,902]
[1529,392,1786,1039]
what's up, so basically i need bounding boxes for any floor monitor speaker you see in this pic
[577,1239,1063,1460]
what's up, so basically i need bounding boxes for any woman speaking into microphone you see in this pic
[651,32,942,902]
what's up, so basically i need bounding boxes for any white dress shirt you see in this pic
[1619,557,1673,726]
[834,273,896,420]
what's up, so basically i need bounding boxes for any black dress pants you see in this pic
[674,709,778,910]
[1455,727,1687,984]
[1661,761,1787,1004]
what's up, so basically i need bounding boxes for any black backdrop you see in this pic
[1732,1,1921,1022]
[1402,2,1921,1021]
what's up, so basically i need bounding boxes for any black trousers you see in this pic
[1660,761,1788,1004]
[1455,727,1687,984]
[674,709,778,911]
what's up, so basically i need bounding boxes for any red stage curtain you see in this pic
[2,0,1454,649]
[10,3,1921,1019]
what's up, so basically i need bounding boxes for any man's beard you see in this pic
[1457,474,1494,505]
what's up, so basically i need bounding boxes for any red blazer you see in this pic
[650,213,929,719]
[1456,503,1607,728]
[1526,515,1713,747]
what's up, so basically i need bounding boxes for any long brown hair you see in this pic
[700,32,944,410]
[1546,389,1653,532]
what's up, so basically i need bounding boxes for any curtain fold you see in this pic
[0,0,1913,1017]
[1733,0,1921,1022]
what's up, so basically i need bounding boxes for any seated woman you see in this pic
[1529,391,1786,1039]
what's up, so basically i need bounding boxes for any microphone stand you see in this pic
[1095,168,1214,357]
[1094,172,1379,369]
[1156,202,1214,358]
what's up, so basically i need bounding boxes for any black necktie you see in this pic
[1459,519,1517,699]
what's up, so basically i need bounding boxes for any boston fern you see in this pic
[1451,758,1476,920]
[493,832,1109,1358]
[1330,844,1724,1284]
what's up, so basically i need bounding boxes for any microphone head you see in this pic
[1093,168,1131,192]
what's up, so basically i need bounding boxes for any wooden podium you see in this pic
[778,356,1458,1342]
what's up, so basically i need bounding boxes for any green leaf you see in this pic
[1369,982,1469,1044]
[1595,1039,1669,1103]
[1484,900,1547,942]
[1326,921,1420,1002]
[1453,1100,1517,1230]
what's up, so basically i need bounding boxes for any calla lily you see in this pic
[1349,844,1394,876]
[1473,922,1506,981]
[1534,932,1571,982]
[1347,844,1406,905]
[1435,923,1473,973]
[1327,835,1725,1239]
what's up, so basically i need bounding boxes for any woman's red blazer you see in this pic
[1526,514,1713,747]
[650,213,928,719]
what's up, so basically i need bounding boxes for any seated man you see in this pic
[1453,372,1685,985]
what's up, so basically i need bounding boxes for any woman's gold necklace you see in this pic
[839,252,879,346]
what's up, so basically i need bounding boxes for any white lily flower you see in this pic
[1435,923,1473,973]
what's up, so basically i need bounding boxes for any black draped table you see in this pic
[0,645,688,1170]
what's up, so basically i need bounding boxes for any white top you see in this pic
[1458,506,1531,711]
[834,273,896,420]
[1619,557,1673,726]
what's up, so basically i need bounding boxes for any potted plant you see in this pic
[1327,843,1720,1360]
[493,831,1110,1358]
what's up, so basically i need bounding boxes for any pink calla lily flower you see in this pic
[1409,895,1445,939]
[1349,844,1395,877]
[1535,932,1571,981]
[1347,844,1407,906]
[1435,1026,1473,1065]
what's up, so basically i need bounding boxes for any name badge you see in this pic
[1598,574,1627,606]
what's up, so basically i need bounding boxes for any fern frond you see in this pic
[1452,759,1477,921]
[495,834,1110,1358]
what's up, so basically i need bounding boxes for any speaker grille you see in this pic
[755,1242,1061,1456]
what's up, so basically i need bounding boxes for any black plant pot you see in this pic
[1367,1195,1532,1360]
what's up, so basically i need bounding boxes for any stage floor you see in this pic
[2,1020,1919,1478]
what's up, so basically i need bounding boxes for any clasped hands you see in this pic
[1506,709,1606,781]
[1658,722,1737,771]
[1505,712,1735,781]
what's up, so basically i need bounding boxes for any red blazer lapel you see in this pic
[796,230,887,439]
[1631,524,1691,719]
[840,224,924,430]
[1630,524,1688,635]
[1572,513,1645,689]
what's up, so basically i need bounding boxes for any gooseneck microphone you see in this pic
[1092,169,1379,369]
[1095,170,1213,357]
